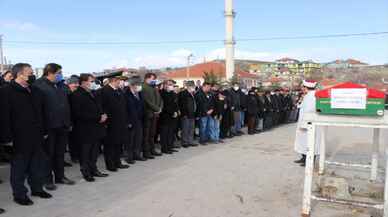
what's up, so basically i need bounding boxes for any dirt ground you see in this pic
[0,124,386,217]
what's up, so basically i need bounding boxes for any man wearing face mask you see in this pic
[33,63,75,190]
[142,73,163,158]
[70,74,108,181]
[178,81,198,148]
[159,80,180,154]
[125,76,146,163]
[100,76,130,171]
[0,63,52,206]
[229,83,243,136]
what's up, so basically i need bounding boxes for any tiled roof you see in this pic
[163,61,259,79]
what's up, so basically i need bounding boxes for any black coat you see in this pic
[195,89,214,117]
[100,85,129,145]
[229,89,241,111]
[178,90,196,119]
[33,77,71,129]
[125,90,144,127]
[159,90,179,125]
[70,87,106,144]
[247,94,259,116]
[0,81,45,154]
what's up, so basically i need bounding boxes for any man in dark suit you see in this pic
[100,77,130,172]
[159,80,180,154]
[33,63,75,190]
[0,63,52,206]
[125,76,146,163]
[178,81,197,147]
[70,74,108,182]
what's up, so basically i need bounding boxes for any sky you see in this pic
[1,0,388,74]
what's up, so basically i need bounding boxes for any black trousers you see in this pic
[104,143,122,170]
[79,143,100,177]
[263,112,273,130]
[247,115,257,133]
[11,147,45,199]
[143,116,157,155]
[220,110,233,138]
[126,124,143,161]
[160,120,177,152]
[44,127,67,183]
[68,130,79,161]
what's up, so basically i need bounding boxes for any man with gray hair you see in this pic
[125,76,147,162]
[178,81,198,148]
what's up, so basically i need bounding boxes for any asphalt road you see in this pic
[0,124,386,217]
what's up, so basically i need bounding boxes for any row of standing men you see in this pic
[0,63,299,214]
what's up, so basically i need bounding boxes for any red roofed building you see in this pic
[161,61,261,88]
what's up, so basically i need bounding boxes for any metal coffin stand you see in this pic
[301,113,388,217]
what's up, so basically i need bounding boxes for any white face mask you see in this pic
[90,82,100,90]
[135,85,142,92]
[233,86,239,91]
[167,85,175,92]
[124,81,129,87]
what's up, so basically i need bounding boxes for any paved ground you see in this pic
[0,124,386,217]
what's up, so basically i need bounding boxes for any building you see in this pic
[325,59,368,69]
[162,60,261,88]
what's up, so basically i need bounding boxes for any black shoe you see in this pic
[107,167,118,172]
[134,156,147,161]
[55,177,75,185]
[248,131,255,135]
[294,155,306,164]
[200,142,208,146]
[0,179,2,184]
[300,162,306,167]
[44,183,57,191]
[84,176,95,182]
[151,151,162,156]
[14,197,33,206]
[294,158,305,164]
[190,143,199,147]
[117,164,130,169]
[144,154,155,159]
[126,159,136,164]
[162,150,173,154]
[182,144,190,148]
[31,191,52,199]
[0,208,5,214]
[170,149,179,152]
[64,161,72,167]
[71,158,79,164]
[218,140,225,143]
[92,171,109,177]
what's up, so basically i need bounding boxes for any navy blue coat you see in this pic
[125,89,144,127]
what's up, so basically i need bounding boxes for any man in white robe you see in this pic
[294,80,320,166]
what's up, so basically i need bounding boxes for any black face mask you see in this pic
[27,75,36,85]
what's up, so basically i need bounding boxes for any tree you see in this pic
[203,70,221,85]
[228,74,240,85]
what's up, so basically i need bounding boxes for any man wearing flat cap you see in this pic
[124,76,147,163]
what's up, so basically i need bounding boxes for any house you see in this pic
[162,60,261,88]
[325,59,368,69]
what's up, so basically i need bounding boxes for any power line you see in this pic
[3,31,388,46]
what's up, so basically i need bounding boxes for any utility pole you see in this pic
[225,0,235,80]
[0,35,4,74]
[186,53,193,79]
